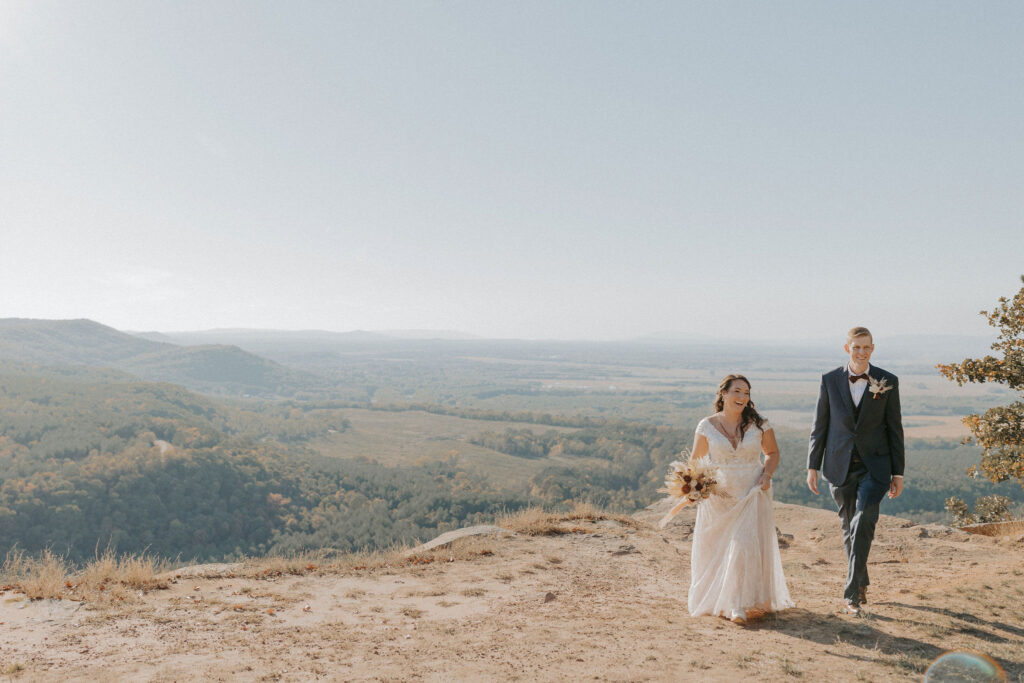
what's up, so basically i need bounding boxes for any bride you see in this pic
[687,374,794,624]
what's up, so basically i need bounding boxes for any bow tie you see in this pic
[849,373,869,383]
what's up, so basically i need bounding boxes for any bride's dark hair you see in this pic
[714,374,766,436]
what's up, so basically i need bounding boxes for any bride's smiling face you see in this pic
[721,380,750,413]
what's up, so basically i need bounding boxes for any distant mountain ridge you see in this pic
[134,328,479,347]
[0,318,324,397]
[0,318,174,365]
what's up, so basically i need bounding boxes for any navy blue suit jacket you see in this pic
[807,365,905,485]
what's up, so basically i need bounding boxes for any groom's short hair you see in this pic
[847,326,873,343]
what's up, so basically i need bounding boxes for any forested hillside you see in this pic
[0,318,169,365]
[0,363,525,561]
[2,323,1017,564]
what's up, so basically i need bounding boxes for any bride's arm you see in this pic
[759,428,780,490]
[690,434,709,464]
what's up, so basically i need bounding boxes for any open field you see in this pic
[309,408,589,486]
[768,410,972,439]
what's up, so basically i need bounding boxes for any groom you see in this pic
[807,326,905,615]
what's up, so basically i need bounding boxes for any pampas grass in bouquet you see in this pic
[657,456,718,528]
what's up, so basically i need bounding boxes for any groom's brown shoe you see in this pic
[858,586,867,605]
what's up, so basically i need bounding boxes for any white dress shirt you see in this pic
[848,364,870,407]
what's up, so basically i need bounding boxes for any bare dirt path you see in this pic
[1,502,1022,681]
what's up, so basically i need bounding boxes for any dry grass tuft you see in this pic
[2,548,68,600]
[961,519,1024,537]
[402,537,497,568]
[1,547,168,602]
[499,507,571,536]
[565,501,644,529]
[74,550,167,603]
[240,547,397,578]
[241,550,333,578]
[239,537,496,580]
[499,503,643,536]
[79,548,168,587]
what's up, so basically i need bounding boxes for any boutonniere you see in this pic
[868,376,893,400]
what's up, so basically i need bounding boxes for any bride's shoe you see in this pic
[729,609,747,625]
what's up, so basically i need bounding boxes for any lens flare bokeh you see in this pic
[924,651,1006,682]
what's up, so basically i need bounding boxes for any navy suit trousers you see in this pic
[828,460,890,604]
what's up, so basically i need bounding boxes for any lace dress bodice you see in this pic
[696,417,771,466]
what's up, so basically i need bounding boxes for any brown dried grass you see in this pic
[565,501,643,529]
[2,548,68,600]
[961,519,1024,537]
[1,547,168,602]
[239,537,496,579]
[240,549,338,578]
[74,548,169,601]
[402,537,496,565]
[499,507,571,536]
[499,502,643,536]
[1,505,630,601]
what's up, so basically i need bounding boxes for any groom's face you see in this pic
[844,334,874,368]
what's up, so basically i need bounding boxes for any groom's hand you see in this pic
[888,476,904,499]
[806,469,819,495]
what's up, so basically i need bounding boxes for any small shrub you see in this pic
[946,494,1015,526]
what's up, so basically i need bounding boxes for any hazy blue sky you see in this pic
[2,1,1022,340]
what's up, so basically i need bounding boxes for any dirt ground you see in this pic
[1,501,1022,682]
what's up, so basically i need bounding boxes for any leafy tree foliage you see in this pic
[938,276,1024,523]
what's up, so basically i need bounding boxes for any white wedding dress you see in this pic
[688,417,794,618]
